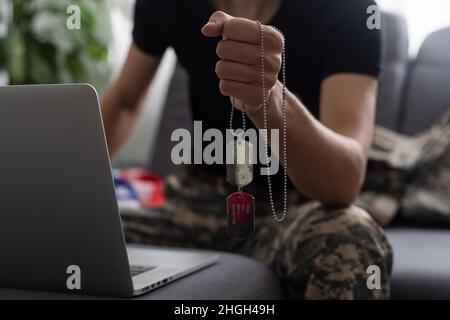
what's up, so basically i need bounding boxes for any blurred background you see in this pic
[0,0,113,92]
[377,0,450,55]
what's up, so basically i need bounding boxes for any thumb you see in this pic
[201,11,232,37]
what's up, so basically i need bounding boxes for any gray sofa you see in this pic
[150,12,450,300]
[377,14,450,299]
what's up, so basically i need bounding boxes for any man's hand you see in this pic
[202,11,284,115]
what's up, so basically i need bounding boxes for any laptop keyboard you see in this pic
[130,265,156,277]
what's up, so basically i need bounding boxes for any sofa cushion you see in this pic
[387,227,450,299]
[401,27,450,134]
[149,65,191,176]
[376,12,409,130]
[0,251,285,300]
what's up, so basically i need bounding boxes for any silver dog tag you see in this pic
[226,136,254,187]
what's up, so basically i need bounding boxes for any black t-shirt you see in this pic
[132,0,381,193]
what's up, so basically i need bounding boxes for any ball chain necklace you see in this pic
[226,21,288,238]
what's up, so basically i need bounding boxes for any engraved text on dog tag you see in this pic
[227,192,255,238]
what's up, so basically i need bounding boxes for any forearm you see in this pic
[101,87,142,157]
[100,44,161,157]
[248,82,366,206]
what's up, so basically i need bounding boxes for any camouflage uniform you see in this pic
[401,110,450,223]
[121,167,393,300]
[360,109,450,226]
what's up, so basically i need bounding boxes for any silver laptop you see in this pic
[0,84,218,297]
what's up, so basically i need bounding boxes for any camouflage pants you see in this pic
[121,169,393,300]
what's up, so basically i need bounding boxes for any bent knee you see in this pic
[292,202,392,261]
[282,202,393,299]
[290,202,386,242]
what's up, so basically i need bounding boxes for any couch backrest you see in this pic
[149,65,191,176]
[401,27,450,135]
[376,12,409,130]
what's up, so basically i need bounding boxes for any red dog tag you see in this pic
[227,192,255,238]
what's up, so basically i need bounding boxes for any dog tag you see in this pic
[226,137,254,187]
[227,192,255,238]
